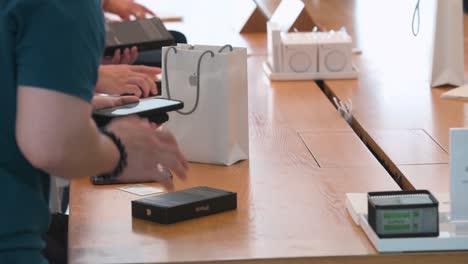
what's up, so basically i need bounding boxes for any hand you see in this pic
[101,47,139,65]
[92,95,139,110]
[106,116,188,190]
[103,0,155,20]
[95,64,161,97]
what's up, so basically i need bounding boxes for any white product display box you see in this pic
[346,193,468,253]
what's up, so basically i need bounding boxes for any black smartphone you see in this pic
[92,97,183,127]
[104,17,175,57]
[91,168,173,185]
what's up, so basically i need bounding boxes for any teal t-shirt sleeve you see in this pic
[15,0,105,102]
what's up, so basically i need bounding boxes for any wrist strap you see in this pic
[98,128,127,179]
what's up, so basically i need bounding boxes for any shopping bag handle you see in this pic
[218,44,233,53]
[184,44,233,53]
[163,45,234,115]
[164,46,215,115]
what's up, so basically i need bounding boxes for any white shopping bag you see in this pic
[431,0,464,87]
[161,44,249,165]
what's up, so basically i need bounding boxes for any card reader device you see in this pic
[368,190,439,238]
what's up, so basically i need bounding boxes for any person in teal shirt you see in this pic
[0,0,188,263]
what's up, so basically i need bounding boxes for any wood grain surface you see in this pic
[69,0,468,263]
[316,0,468,193]
[69,54,398,263]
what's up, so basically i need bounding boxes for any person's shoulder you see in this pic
[14,0,102,31]
[13,0,99,17]
[8,0,67,19]
[7,0,53,10]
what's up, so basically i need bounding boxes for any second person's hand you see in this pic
[101,47,139,65]
[95,64,161,97]
[103,0,156,20]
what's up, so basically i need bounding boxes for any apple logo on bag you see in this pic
[188,73,198,86]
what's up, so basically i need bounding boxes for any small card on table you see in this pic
[118,184,165,196]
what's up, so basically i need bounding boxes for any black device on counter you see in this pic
[91,168,173,185]
[104,17,175,57]
[132,186,237,224]
[368,190,439,238]
[92,97,183,127]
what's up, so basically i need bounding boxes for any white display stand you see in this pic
[269,0,315,32]
[234,0,269,33]
[346,193,468,253]
[234,0,316,33]
[263,61,359,81]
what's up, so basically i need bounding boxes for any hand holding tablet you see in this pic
[104,17,174,57]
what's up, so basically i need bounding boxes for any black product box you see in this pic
[132,186,237,224]
[368,190,439,238]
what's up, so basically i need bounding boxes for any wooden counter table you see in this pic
[69,1,468,263]
[69,55,400,263]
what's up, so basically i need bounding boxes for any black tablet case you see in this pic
[105,17,175,57]
[132,186,237,224]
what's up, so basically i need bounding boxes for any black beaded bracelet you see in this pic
[98,128,128,179]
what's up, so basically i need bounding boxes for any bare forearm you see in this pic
[16,87,119,179]
[39,119,120,179]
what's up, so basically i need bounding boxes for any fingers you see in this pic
[150,122,161,130]
[152,131,188,180]
[128,73,156,97]
[111,49,122,64]
[92,96,114,110]
[91,95,138,110]
[123,84,142,97]
[109,48,137,65]
[153,150,187,182]
[131,65,162,75]
[130,66,160,95]
[116,95,140,106]
[120,48,132,64]
[120,12,132,21]
[109,116,187,189]
[154,166,174,190]
[152,136,188,173]
[160,133,189,171]
[127,76,150,97]
[142,6,156,16]
[150,82,158,96]
[134,12,146,20]
[158,175,174,190]
[133,4,154,19]
[135,72,156,96]
[129,46,138,64]
[122,48,131,64]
